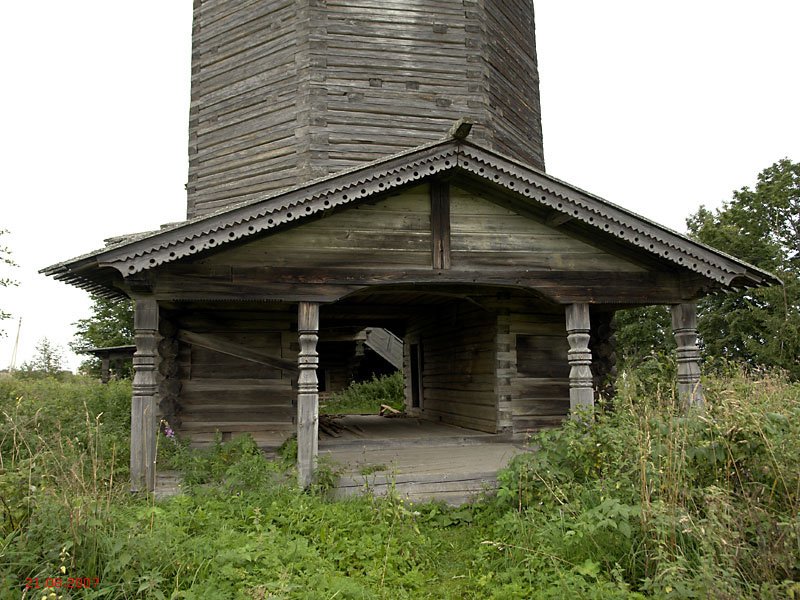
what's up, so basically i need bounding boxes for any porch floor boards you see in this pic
[153,415,531,505]
[321,415,530,505]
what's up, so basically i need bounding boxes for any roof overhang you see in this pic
[41,136,781,299]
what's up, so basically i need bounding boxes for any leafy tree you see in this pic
[613,305,674,368]
[71,296,135,377]
[687,158,800,378]
[19,337,65,377]
[0,229,18,336]
[613,159,799,378]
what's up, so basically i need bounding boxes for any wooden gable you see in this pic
[43,137,779,302]
[186,181,646,276]
[448,185,646,273]
[197,185,433,270]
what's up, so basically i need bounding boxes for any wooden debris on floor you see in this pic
[379,404,402,417]
[318,414,364,438]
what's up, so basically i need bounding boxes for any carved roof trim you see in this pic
[42,137,780,295]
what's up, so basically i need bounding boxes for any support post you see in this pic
[566,303,594,417]
[100,354,111,384]
[297,302,320,489]
[671,303,704,408]
[131,298,159,492]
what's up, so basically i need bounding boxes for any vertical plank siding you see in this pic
[188,0,545,218]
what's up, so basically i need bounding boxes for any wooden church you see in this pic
[44,0,778,492]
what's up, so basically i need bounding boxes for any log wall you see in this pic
[504,299,571,434]
[406,302,498,433]
[485,0,544,166]
[188,0,302,217]
[172,306,297,448]
[188,0,545,218]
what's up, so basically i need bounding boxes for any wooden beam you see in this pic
[297,302,320,489]
[430,180,451,270]
[546,211,573,228]
[565,303,594,417]
[155,265,703,305]
[131,298,159,492]
[176,329,298,373]
[671,303,704,408]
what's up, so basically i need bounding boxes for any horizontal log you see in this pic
[514,416,568,432]
[420,409,495,433]
[178,330,298,372]
[180,421,294,433]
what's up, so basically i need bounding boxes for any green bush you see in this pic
[2,368,799,598]
[494,368,800,597]
[320,371,404,415]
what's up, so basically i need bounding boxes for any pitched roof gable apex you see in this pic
[42,136,780,295]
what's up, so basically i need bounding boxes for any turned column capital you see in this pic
[671,302,704,409]
[297,301,320,489]
[131,297,160,493]
[565,303,594,417]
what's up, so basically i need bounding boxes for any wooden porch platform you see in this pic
[154,416,530,505]
[320,415,530,505]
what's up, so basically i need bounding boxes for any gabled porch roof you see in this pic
[42,135,780,298]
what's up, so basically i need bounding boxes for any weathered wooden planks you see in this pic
[170,306,297,446]
[406,302,498,433]
[177,329,298,372]
[504,299,571,435]
[187,0,545,218]
[155,181,700,306]
[199,185,433,270]
[449,185,646,273]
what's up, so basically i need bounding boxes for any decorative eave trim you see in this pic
[111,145,458,276]
[455,144,778,288]
[42,136,780,295]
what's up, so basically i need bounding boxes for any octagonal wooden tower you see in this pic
[187,0,545,218]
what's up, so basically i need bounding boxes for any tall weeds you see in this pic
[2,369,798,598]
[495,367,800,597]
[0,378,130,597]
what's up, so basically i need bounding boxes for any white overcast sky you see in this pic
[1,1,799,370]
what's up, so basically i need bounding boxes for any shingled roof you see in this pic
[42,136,780,298]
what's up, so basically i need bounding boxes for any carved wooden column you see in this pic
[297,302,320,489]
[566,303,594,417]
[131,298,160,492]
[671,303,704,408]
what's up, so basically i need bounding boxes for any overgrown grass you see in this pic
[495,366,800,598]
[1,368,799,598]
[319,372,404,415]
